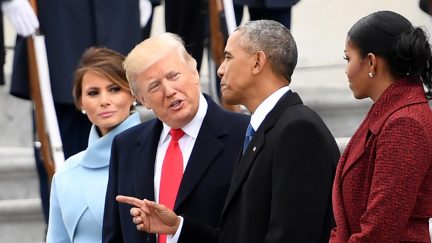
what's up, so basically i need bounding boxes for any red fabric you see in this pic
[159,128,185,243]
[330,81,432,243]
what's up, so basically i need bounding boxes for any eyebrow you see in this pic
[107,83,119,88]
[85,86,99,91]
[84,82,118,91]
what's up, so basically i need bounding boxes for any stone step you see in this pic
[0,147,39,200]
[0,198,46,243]
[0,147,45,242]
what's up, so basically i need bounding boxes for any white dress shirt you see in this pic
[154,93,208,242]
[249,86,290,131]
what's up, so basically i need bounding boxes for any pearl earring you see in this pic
[368,72,374,78]
[81,109,86,115]
[133,101,137,106]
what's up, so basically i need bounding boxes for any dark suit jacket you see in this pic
[181,91,339,243]
[233,0,300,8]
[102,94,249,243]
[330,81,432,243]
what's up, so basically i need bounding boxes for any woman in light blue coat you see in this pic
[46,47,140,243]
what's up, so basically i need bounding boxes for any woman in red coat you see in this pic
[330,11,432,242]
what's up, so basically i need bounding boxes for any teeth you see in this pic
[171,100,181,107]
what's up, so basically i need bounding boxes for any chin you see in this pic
[353,92,367,100]
[222,94,237,106]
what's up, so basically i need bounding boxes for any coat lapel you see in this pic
[340,125,368,177]
[222,130,264,210]
[132,120,162,201]
[223,91,301,213]
[340,81,427,178]
[175,97,227,210]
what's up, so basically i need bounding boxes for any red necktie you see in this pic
[158,128,185,243]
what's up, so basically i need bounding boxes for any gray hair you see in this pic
[235,20,298,82]
[123,32,197,95]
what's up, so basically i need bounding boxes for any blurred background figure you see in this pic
[419,0,432,15]
[0,0,39,84]
[164,0,206,71]
[140,0,161,39]
[47,47,140,243]
[7,0,157,225]
[233,0,300,29]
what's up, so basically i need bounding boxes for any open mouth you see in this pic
[170,100,183,109]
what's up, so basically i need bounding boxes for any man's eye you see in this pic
[147,83,159,92]
[168,73,180,80]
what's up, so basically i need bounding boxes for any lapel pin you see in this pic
[253,147,256,151]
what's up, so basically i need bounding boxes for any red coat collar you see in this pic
[368,80,428,135]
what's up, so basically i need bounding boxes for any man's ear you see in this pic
[252,51,266,75]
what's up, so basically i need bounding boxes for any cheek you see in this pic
[141,93,161,110]
[82,107,97,124]
[81,98,96,114]
[345,63,354,79]
[346,62,362,81]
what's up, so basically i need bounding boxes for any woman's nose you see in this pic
[99,92,111,106]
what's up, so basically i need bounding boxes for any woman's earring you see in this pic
[133,101,137,106]
[81,109,86,115]
[368,72,374,78]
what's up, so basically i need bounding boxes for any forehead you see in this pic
[82,71,113,87]
[226,31,244,51]
[145,52,180,72]
[345,37,358,50]
[135,52,192,86]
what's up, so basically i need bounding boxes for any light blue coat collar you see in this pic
[80,112,141,168]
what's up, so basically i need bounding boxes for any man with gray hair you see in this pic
[117,20,339,243]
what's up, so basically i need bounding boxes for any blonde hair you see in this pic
[123,32,197,95]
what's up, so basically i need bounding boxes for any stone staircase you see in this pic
[0,147,45,243]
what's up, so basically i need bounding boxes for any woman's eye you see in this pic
[87,90,98,96]
[110,86,121,93]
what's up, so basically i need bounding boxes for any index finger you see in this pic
[116,195,144,208]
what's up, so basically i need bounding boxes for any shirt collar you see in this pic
[161,93,208,143]
[250,86,290,131]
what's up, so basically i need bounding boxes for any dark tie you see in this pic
[159,128,185,243]
[243,123,255,153]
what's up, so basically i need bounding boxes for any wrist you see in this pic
[169,216,182,235]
